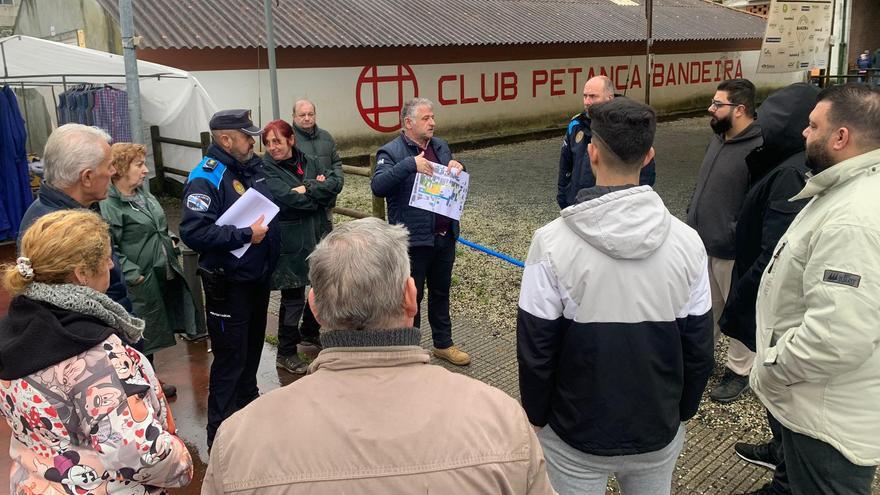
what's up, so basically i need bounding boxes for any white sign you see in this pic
[409,163,469,221]
[758,0,833,73]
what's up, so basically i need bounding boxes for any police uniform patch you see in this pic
[186,193,211,212]
[204,158,218,171]
[232,180,246,195]
[575,130,584,143]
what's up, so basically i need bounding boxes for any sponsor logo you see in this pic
[823,270,861,288]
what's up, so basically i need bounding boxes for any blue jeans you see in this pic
[539,423,685,495]
[409,232,456,349]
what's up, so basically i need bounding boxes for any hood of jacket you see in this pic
[747,83,819,179]
[0,296,115,379]
[561,185,671,259]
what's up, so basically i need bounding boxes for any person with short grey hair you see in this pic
[203,217,555,495]
[18,123,132,311]
[371,98,471,366]
[308,217,410,330]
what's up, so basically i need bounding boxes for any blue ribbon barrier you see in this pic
[457,237,525,268]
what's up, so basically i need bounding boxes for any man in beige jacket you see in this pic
[203,217,555,495]
[751,84,880,494]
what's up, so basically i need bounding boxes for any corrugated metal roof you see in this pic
[95,0,765,50]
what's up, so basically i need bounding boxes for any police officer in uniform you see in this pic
[180,109,279,449]
[557,76,656,209]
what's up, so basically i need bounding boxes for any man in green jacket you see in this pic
[292,99,344,237]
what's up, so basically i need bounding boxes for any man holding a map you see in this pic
[180,109,280,450]
[372,98,471,366]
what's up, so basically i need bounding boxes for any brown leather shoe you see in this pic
[433,345,471,366]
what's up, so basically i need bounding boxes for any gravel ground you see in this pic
[334,116,770,436]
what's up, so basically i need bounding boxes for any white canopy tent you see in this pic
[0,35,217,181]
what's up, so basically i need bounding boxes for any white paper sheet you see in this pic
[215,188,280,258]
[409,162,469,221]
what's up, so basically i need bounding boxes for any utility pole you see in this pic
[645,0,653,106]
[263,0,280,120]
[119,0,147,190]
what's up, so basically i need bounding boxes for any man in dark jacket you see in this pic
[687,78,762,403]
[18,123,131,312]
[180,109,279,449]
[721,84,819,495]
[557,76,655,209]
[291,99,344,237]
[371,98,470,366]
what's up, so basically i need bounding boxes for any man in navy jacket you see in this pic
[371,98,470,366]
[180,109,279,449]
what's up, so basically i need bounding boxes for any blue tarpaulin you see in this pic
[0,85,34,241]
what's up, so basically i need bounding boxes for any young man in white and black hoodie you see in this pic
[517,98,714,495]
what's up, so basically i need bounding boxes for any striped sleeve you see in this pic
[517,254,570,427]
[677,254,714,420]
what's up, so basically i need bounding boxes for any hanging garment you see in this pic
[0,85,35,241]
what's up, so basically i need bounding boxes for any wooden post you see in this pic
[150,126,165,195]
[370,154,385,219]
[200,131,211,156]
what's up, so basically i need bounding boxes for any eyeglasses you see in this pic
[709,100,741,109]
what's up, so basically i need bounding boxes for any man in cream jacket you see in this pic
[203,217,554,495]
[752,83,880,494]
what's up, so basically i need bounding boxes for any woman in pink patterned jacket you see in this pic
[0,210,192,494]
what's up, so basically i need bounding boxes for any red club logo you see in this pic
[356,65,419,133]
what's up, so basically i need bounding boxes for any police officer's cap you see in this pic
[209,109,263,136]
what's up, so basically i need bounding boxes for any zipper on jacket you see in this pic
[767,241,787,274]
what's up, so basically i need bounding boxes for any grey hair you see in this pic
[42,124,111,188]
[401,97,433,124]
[293,99,316,114]
[308,217,411,330]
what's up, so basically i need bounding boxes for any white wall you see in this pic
[192,50,802,153]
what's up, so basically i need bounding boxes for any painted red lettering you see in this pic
[701,61,712,83]
[653,63,665,87]
[691,62,701,83]
[666,64,676,86]
[734,59,743,78]
[630,65,642,89]
[481,73,498,102]
[438,75,457,105]
[615,65,628,90]
[567,67,582,93]
[587,66,597,79]
[550,69,566,96]
[532,70,548,98]
[501,72,517,100]
[723,60,734,80]
[678,63,689,85]
[714,60,722,81]
[460,75,478,104]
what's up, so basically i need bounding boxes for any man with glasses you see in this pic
[686,79,762,403]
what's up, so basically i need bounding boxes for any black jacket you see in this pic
[372,134,460,247]
[180,144,279,282]
[686,122,764,259]
[719,83,819,351]
[557,111,656,209]
[17,184,132,312]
